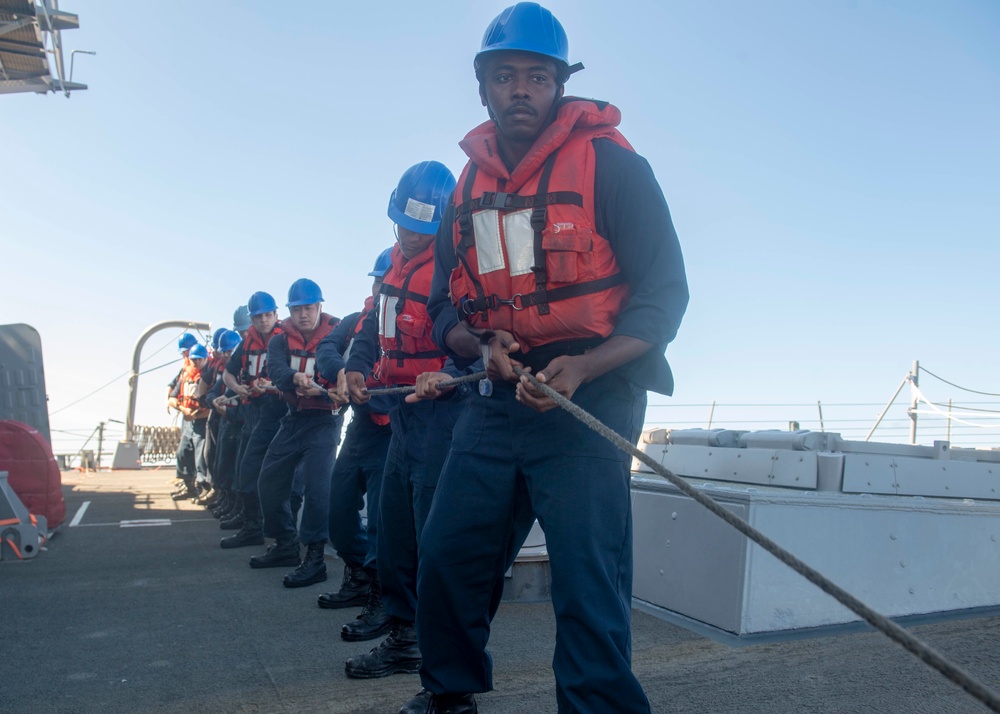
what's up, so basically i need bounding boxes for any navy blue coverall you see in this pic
[345,302,476,625]
[258,332,344,546]
[225,343,286,497]
[317,312,393,575]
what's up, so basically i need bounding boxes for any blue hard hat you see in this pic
[475,3,581,79]
[219,330,242,353]
[387,161,456,235]
[177,333,198,353]
[233,304,252,331]
[189,343,209,360]
[368,247,394,278]
[211,327,227,350]
[247,291,278,316]
[286,278,324,307]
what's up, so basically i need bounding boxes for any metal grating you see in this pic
[0,1,85,95]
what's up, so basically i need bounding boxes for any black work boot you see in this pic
[283,541,327,588]
[219,492,248,530]
[218,494,244,526]
[171,480,197,500]
[399,690,478,714]
[341,573,391,641]
[219,524,265,549]
[344,619,421,679]
[220,494,263,548]
[210,490,230,518]
[318,564,371,609]
[249,538,301,569]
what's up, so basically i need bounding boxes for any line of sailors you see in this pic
[165,3,689,711]
[167,160,472,678]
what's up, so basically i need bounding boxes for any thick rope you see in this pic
[511,366,1000,713]
[364,371,488,396]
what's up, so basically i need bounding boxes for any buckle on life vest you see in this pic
[479,191,515,209]
[461,293,527,316]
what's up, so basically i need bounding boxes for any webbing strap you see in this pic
[460,272,626,316]
[380,283,429,304]
[455,189,583,213]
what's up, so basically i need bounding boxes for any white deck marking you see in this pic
[120,519,172,528]
[69,501,90,527]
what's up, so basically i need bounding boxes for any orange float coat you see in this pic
[449,98,632,351]
[376,244,447,386]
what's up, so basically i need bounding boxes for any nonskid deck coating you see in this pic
[2,469,998,713]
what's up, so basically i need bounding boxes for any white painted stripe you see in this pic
[69,501,90,527]
[72,518,215,528]
[120,519,172,528]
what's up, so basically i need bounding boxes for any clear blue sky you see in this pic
[2,0,998,456]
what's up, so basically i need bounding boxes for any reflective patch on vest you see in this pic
[503,209,535,277]
[290,354,316,377]
[379,296,399,339]
[247,353,266,377]
[472,209,504,274]
[405,198,436,224]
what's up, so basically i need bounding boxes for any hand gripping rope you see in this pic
[366,366,1000,711]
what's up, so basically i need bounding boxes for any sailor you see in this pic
[233,304,252,340]
[169,332,200,500]
[315,247,395,642]
[168,342,212,500]
[195,328,231,506]
[341,162,479,681]
[250,279,346,588]
[211,309,255,522]
[401,4,689,713]
[199,329,242,513]
[219,291,285,548]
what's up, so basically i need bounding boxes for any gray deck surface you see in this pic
[2,468,998,713]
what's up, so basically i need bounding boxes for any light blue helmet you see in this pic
[219,330,242,353]
[387,161,456,235]
[233,305,252,331]
[368,247,394,278]
[189,343,209,360]
[287,278,324,307]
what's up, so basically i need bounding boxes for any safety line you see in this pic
[364,371,488,396]
[510,366,1000,713]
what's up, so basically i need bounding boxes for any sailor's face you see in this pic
[290,303,321,332]
[396,226,434,259]
[251,311,277,335]
[480,51,562,145]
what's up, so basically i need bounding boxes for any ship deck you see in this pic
[3,468,999,713]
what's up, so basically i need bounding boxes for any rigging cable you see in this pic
[919,367,1000,397]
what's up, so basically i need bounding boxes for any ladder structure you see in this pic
[0,0,86,97]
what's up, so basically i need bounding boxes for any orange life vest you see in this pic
[449,98,632,352]
[376,243,446,386]
[240,324,283,396]
[177,361,203,411]
[281,314,340,411]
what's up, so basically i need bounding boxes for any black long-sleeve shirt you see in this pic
[428,137,688,396]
